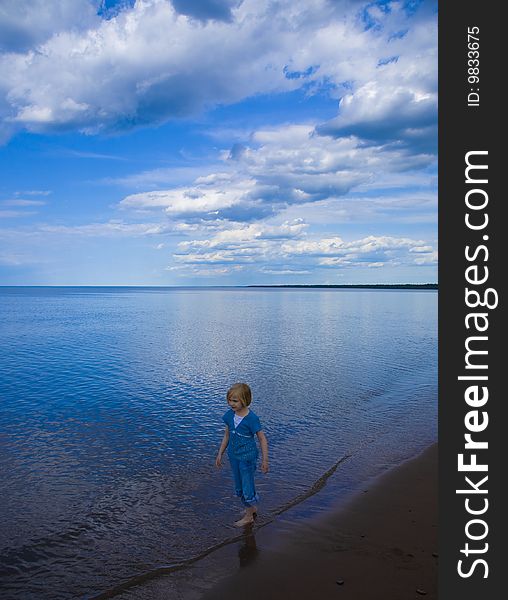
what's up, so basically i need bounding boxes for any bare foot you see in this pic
[234,514,255,527]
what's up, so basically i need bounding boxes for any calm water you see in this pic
[0,287,437,599]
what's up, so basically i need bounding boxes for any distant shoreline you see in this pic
[248,283,438,289]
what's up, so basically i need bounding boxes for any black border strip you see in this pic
[439,2,504,598]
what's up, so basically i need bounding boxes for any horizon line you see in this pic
[0,283,438,288]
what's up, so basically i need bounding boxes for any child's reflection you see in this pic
[238,530,259,567]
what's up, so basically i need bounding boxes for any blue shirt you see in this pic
[222,409,262,461]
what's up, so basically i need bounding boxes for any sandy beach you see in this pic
[201,443,438,600]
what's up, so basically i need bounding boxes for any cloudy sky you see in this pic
[0,0,437,285]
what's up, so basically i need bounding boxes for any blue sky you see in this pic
[0,0,437,285]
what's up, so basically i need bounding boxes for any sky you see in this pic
[0,0,438,286]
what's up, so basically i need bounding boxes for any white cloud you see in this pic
[178,219,307,248]
[167,264,244,277]
[0,0,438,285]
[259,268,311,275]
[0,0,437,146]
[172,219,308,264]
[410,245,433,253]
[171,224,437,273]
[14,190,51,196]
[279,192,437,227]
[0,0,97,53]
[119,121,436,224]
[121,178,256,215]
[241,123,434,186]
[105,164,226,189]
[1,0,298,137]
[318,77,437,152]
[38,220,177,237]
[1,199,46,207]
[0,210,38,218]
[282,234,438,269]
[413,250,438,265]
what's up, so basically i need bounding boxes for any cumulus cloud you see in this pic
[241,123,434,185]
[119,121,435,225]
[282,234,430,258]
[178,219,308,247]
[172,225,437,273]
[1,0,299,138]
[0,0,437,146]
[121,178,256,215]
[317,3,437,152]
[0,0,97,53]
[317,75,437,152]
[169,219,306,266]
[0,0,438,284]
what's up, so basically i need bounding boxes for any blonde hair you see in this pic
[227,382,252,407]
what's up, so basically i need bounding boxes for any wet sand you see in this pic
[111,444,437,600]
[201,443,438,600]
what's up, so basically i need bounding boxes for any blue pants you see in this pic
[229,456,259,507]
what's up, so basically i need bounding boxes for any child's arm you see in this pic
[256,430,269,473]
[215,426,229,468]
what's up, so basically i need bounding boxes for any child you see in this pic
[215,383,269,527]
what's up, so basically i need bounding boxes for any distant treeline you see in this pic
[247,283,438,289]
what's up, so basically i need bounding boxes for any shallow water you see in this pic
[0,287,437,599]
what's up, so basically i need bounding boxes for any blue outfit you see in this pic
[222,409,262,507]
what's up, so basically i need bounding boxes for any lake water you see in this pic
[0,287,437,599]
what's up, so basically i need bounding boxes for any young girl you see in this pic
[215,383,269,527]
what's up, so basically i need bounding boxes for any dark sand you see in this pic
[201,444,438,600]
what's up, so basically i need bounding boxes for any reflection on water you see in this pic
[238,532,259,568]
[0,287,437,599]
